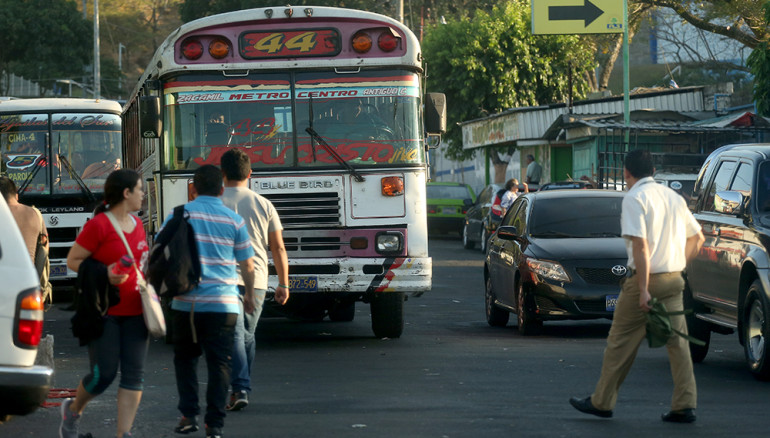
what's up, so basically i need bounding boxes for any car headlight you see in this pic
[526,259,570,282]
[376,232,403,254]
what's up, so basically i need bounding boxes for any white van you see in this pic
[0,196,52,420]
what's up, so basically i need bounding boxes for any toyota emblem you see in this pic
[49,215,59,226]
[611,265,627,276]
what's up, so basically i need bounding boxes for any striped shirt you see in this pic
[164,196,254,314]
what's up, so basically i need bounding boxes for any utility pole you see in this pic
[118,43,126,100]
[94,0,100,98]
[398,0,403,23]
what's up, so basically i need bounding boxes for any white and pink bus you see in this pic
[122,6,446,338]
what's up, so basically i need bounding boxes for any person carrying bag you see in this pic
[60,169,151,438]
[106,211,166,338]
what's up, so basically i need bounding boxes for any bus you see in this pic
[123,6,446,338]
[0,98,122,285]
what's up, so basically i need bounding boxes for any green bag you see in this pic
[646,298,706,348]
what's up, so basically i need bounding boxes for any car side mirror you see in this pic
[714,191,744,215]
[496,225,519,241]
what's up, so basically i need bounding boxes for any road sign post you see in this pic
[531,0,629,130]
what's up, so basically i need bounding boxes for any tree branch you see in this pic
[635,0,762,48]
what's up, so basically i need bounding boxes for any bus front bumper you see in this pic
[273,256,432,296]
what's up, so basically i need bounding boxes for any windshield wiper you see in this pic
[59,154,95,202]
[305,126,365,182]
[17,155,46,195]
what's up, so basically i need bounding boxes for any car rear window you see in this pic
[427,185,470,199]
[529,196,623,238]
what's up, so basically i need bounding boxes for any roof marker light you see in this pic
[352,31,372,53]
[181,38,203,60]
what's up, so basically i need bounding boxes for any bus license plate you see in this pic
[606,294,619,311]
[50,265,68,278]
[289,276,318,292]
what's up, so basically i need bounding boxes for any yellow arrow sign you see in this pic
[531,0,624,34]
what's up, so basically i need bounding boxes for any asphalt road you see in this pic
[3,235,770,437]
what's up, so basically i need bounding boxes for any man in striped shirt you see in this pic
[168,164,255,438]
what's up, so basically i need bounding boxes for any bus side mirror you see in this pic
[139,96,162,138]
[425,93,446,135]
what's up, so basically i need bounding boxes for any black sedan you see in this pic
[484,190,628,334]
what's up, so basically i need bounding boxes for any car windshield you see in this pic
[427,185,470,199]
[529,196,623,238]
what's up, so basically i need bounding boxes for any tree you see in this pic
[97,0,183,97]
[422,1,595,164]
[635,0,767,50]
[748,2,770,117]
[180,0,392,22]
[0,0,92,95]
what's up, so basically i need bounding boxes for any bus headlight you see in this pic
[376,232,403,254]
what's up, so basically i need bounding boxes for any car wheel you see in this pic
[743,281,770,380]
[485,276,509,327]
[683,282,711,363]
[462,224,475,249]
[516,281,542,335]
[480,227,488,254]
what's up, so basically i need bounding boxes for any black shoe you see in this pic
[225,390,248,411]
[569,396,613,418]
[205,425,223,438]
[174,416,199,434]
[662,408,696,423]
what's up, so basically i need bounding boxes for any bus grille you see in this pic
[48,227,79,243]
[263,192,341,229]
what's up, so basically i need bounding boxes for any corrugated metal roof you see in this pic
[461,86,706,149]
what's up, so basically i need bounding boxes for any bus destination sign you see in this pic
[240,29,341,59]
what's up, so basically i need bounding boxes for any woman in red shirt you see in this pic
[61,169,149,438]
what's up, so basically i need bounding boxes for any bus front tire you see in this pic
[370,292,404,338]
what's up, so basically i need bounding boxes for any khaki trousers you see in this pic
[591,272,697,411]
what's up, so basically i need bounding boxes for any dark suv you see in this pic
[686,143,770,379]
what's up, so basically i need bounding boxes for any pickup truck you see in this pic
[686,143,770,380]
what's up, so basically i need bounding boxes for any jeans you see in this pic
[231,287,266,393]
[172,310,237,429]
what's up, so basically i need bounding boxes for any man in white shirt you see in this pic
[220,148,290,412]
[570,149,704,423]
[525,154,542,185]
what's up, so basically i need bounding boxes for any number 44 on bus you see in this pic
[123,6,447,338]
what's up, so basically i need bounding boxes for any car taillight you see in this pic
[15,288,44,348]
[427,205,436,214]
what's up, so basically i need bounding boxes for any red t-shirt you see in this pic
[76,212,149,316]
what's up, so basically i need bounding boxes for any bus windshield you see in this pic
[0,113,121,195]
[163,69,423,171]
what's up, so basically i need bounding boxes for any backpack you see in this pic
[147,205,201,297]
